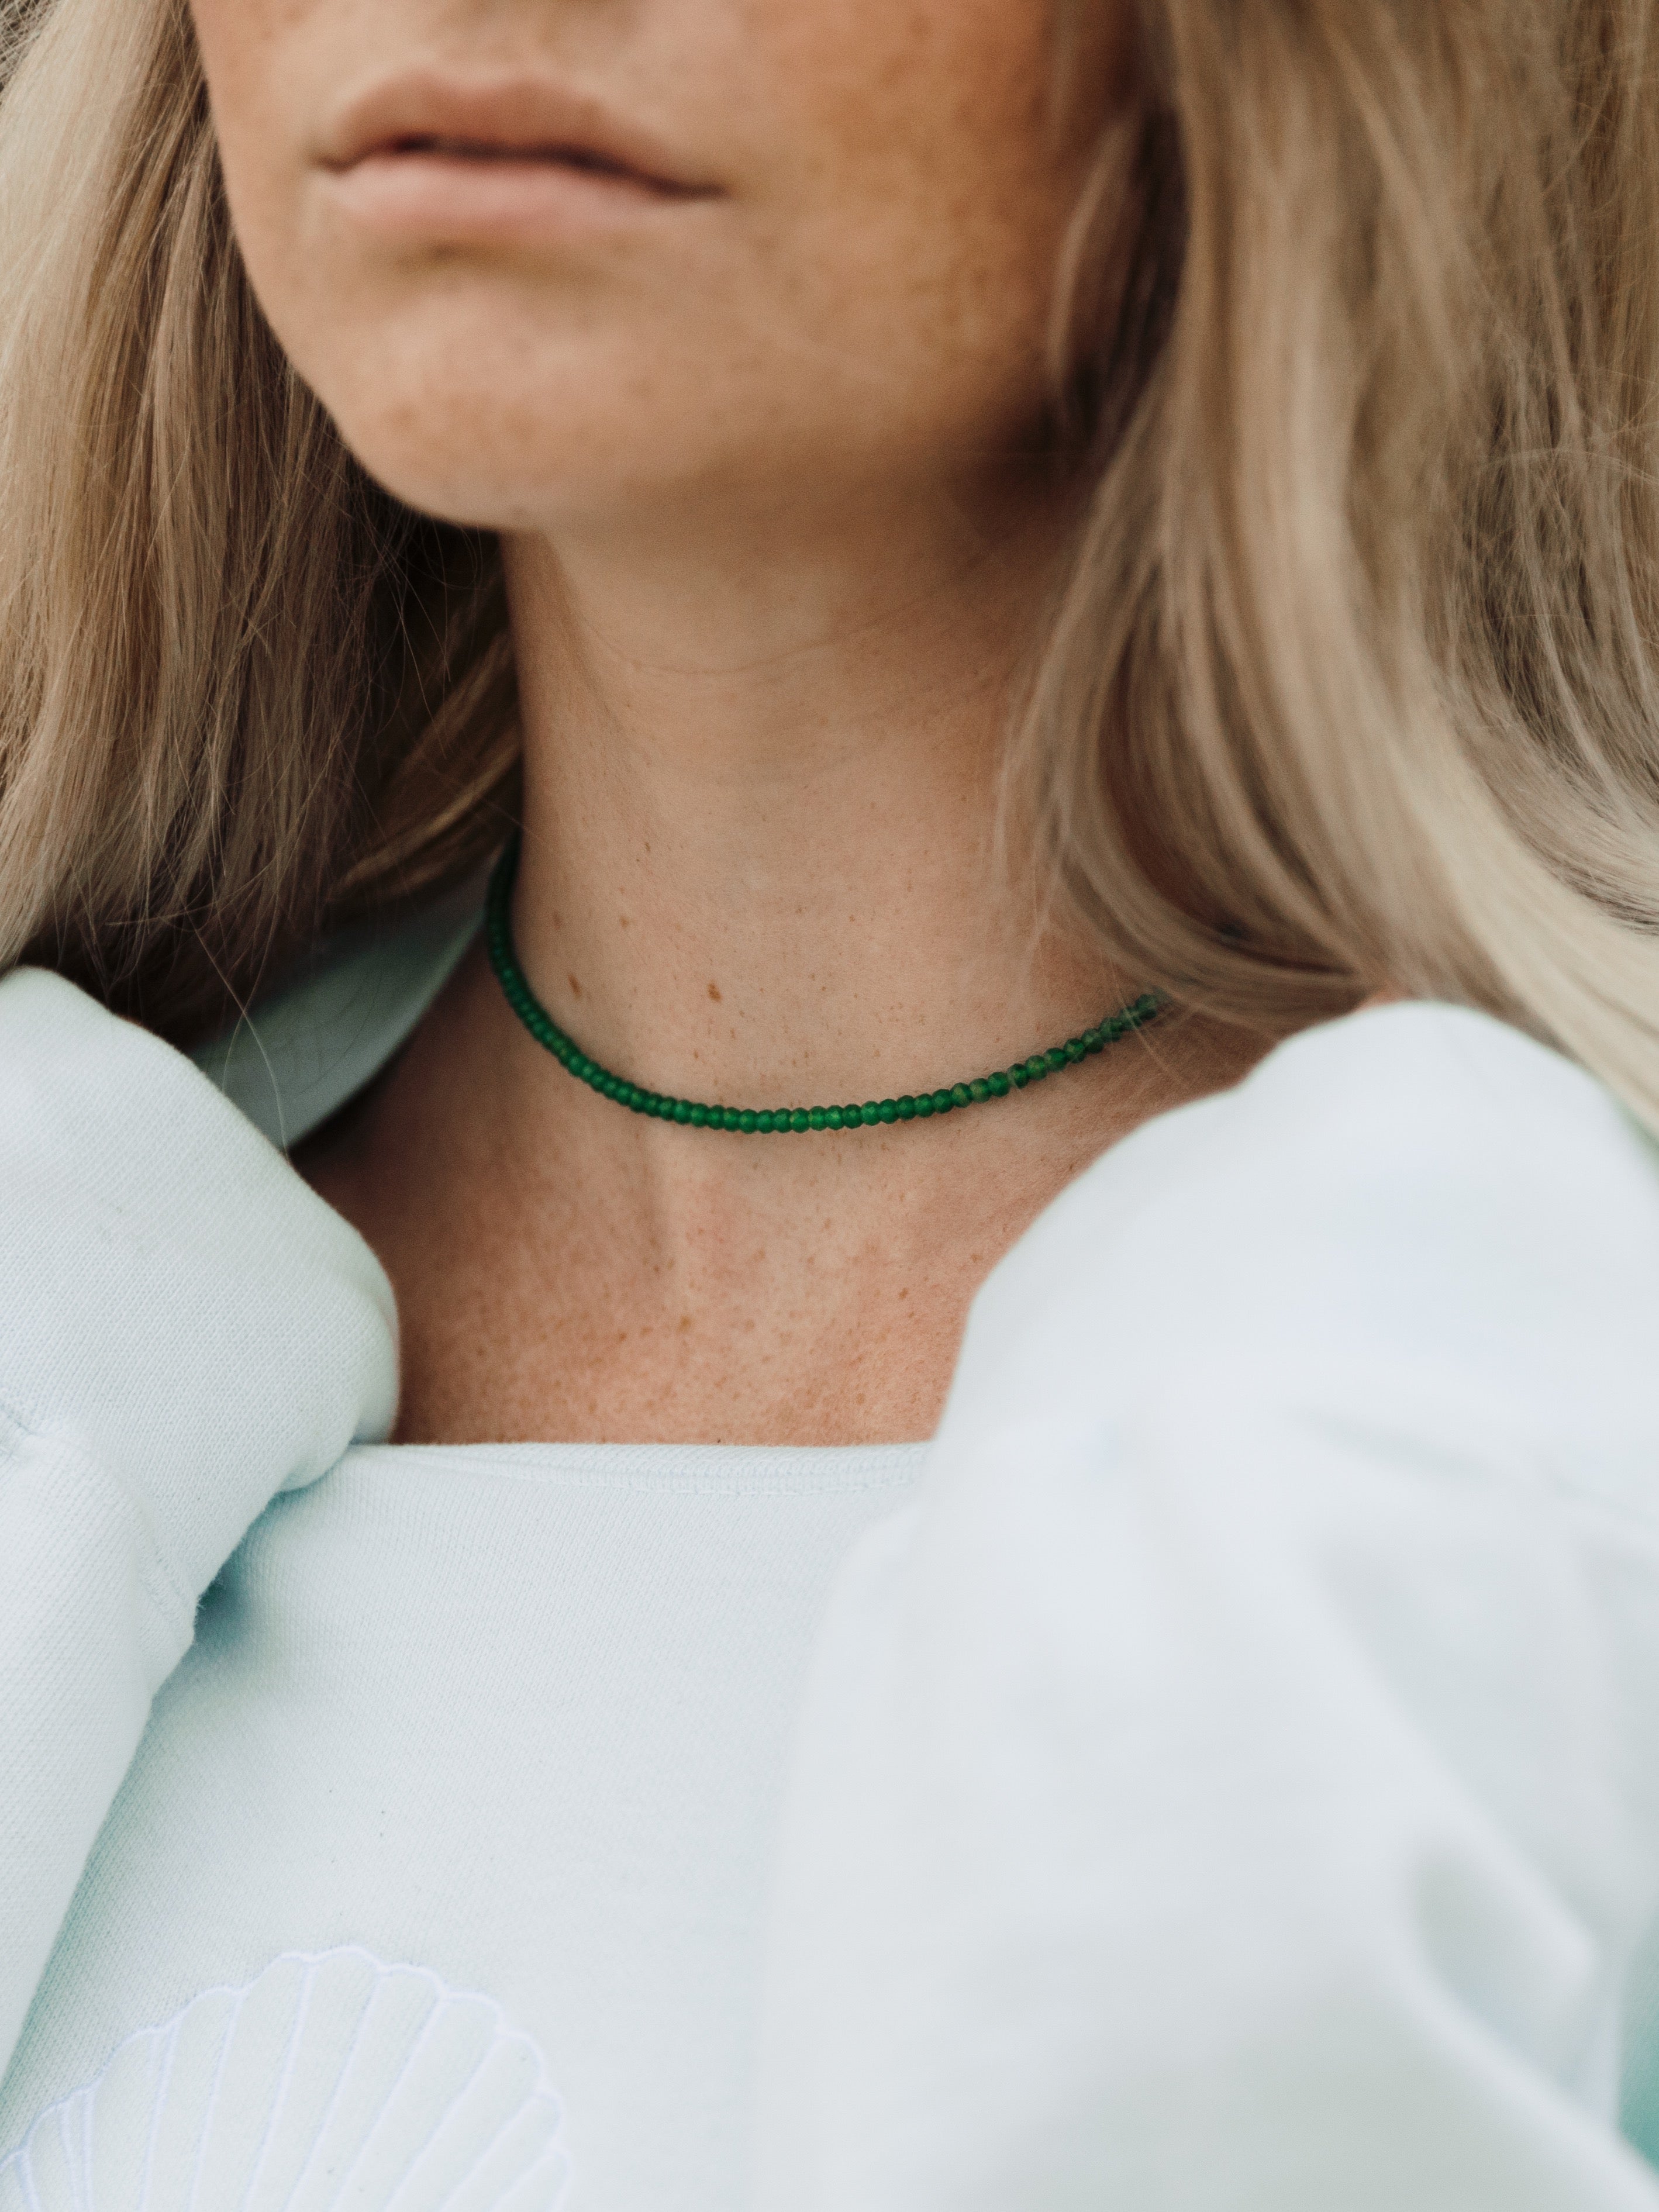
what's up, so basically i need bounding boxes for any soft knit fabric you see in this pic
[4,933,1659,2208]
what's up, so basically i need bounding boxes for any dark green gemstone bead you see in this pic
[1065,1038,1087,1063]
[989,1071,1011,1097]
[689,1103,709,1127]
[824,1107,843,1130]
[671,1099,690,1123]
[791,1109,811,1133]
[720,1107,739,1131]
[950,1083,972,1109]
[932,1089,953,1114]
[738,1110,758,1133]
[753,1111,772,1133]
[1083,1030,1104,1054]
[1045,1048,1068,1073]
[810,1108,830,1131]
[969,1079,989,1103]
[897,1097,916,1120]
[1011,1065,1029,1088]
[845,1106,862,1129]
[861,1102,881,1126]
[915,1094,935,1117]
[879,1100,899,1123]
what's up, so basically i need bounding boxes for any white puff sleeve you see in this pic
[0,970,397,2079]
[756,1006,1659,2210]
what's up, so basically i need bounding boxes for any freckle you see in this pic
[708,981,722,1002]
[619,915,630,929]
[898,1287,909,1300]
[678,1314,693,1333]
[567,973,583,999]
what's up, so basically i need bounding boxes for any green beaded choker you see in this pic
[486,836,1161,1132]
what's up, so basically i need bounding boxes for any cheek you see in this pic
[718,0,1095,423]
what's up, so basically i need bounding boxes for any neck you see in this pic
[501,489,1121,1116]
[303,485,1264,1448]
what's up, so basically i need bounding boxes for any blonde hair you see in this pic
[3,0,1659,1120]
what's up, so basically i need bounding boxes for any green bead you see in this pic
[1065,1038,1087,1063]
[897,1097,916,1120]
[878,1100,899,1123]
[791,1109,811,1133]
[845,1106,862,1129]
[932,1089,954,1114]
[720,1107,740,1131]
[861,1102,881,1126]
[915,1093,936,1117]
[989,1071,1010,1096]
[1045,1048,1068,1073]
[824,1107,843,1130]
[754,1111,774,1133]
[1083,1030,1104,1054]
[1010,1065,1029,1088]
[671,1099,691,1123]
[969,1079,989,1103]
[950,1084,972,1109]
[689,1103,709,1127]
[738,1110,758,1133]
[810,1108,830,1131]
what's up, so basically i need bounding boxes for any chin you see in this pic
[308,351,665,532]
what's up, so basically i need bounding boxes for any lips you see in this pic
[318,69,716,202]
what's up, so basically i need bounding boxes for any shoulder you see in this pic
[946,1003,1659,1495]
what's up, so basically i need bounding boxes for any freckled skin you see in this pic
[198,0,1270,1444]
[189,0,1132,537]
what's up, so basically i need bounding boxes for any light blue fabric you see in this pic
[191,877,485,1151]
[5,944,1659,2210]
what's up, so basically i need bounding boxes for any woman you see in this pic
[4,0,1659,2203]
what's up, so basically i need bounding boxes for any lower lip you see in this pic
[323,151,698,245]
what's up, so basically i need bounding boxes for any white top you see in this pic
[4,916,1659,2210]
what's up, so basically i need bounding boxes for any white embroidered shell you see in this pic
[0,1948,570,2211]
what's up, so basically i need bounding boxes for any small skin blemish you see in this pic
[678,1314,694,1333]
[567,974,583,999]
[708,982,722,1002]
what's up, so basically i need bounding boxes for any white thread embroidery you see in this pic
[0,1947,570,2211]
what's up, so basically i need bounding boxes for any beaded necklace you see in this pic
[487,835,1161,1133]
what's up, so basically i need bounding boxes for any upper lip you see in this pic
[318,69,717,197]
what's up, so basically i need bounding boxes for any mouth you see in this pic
[318,70,720,239]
